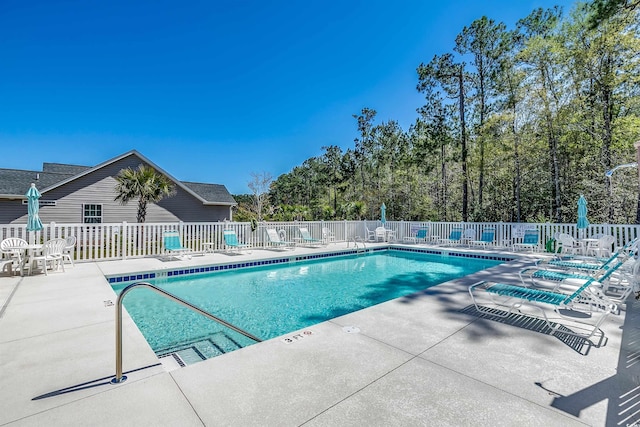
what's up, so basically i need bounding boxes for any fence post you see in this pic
[344,219,347,242]
[121,222,127,260]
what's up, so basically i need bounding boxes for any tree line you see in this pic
[234,1,640,225]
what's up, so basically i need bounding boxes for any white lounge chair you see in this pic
[297,227,323,247]
[469,266,618,340]
[556,233,582,255]
[322,227,336,244]
[265,228,295,250]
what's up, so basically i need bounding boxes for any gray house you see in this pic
[0,150,237,224]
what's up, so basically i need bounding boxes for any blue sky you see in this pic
[1,0,570,194]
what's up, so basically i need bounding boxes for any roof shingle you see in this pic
[0,154,236,205]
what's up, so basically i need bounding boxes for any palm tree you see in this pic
[114,164,176,223]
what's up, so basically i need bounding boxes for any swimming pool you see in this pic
[111,250,504,364]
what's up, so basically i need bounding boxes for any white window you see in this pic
[83,204,103,223]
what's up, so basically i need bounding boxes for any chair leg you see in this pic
[63,254,74,267]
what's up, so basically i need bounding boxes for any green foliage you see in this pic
[262,1,640,224]
[114,164,176,223]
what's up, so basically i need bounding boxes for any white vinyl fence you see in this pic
[1,220,638,263]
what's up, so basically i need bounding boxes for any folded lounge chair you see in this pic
[265,228,295,250]
[163,230,192,258]
[469,269,618,339]
[223,229,251,254]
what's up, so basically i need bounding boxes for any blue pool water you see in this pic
[111,251,502,360]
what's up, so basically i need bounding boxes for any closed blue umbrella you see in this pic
[577,195,589,231]
[380,203,386,226]
[26,183,43,232]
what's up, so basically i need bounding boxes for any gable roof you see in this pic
[0,150,236,205]
[182,182,237,205]
[0,168,77,198]
[42,163,92,174]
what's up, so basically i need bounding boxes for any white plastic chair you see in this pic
[322,227,335,244]
[365,226,376,242]
[556,233,582,255]
[62,235,76,267]
[1,237,28,273]
[587,235,615,258]
[462,228,476,246]
[28,238,67,276]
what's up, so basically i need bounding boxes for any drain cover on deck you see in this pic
[342,326,360,334]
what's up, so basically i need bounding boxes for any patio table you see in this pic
[5,244,43,276]
[385,229,397,242]
[202,242,216,254]
[579,238,600,256]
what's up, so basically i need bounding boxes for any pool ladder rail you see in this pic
[349,237,368,254]
[111,282,262,384]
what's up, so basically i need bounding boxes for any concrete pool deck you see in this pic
[1,242,639,426]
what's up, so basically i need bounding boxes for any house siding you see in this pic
[0,154,232,224]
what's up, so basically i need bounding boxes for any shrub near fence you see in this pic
[1,220,638,262]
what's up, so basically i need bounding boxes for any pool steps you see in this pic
[158,332,245,368]
[112,282,261,383]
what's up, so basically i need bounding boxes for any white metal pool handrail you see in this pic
[111,282,263,384]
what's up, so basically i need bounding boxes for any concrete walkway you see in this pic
[1,243,638,426]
